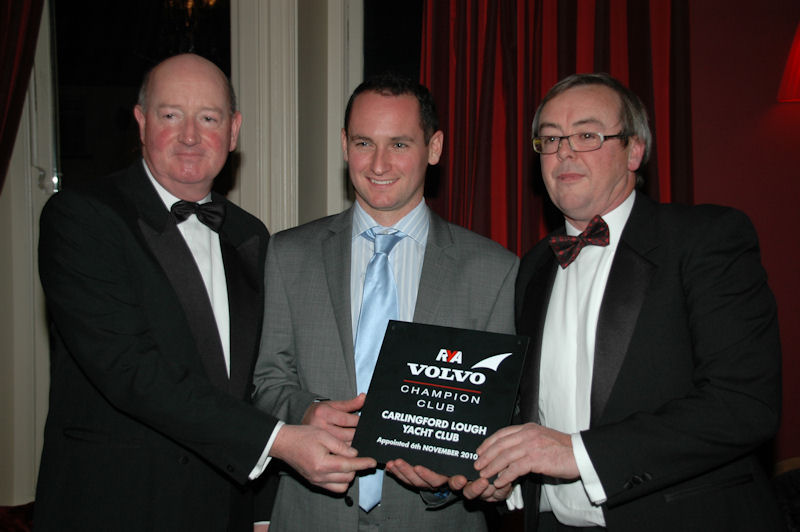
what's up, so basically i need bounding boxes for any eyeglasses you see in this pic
[532,132,627,154]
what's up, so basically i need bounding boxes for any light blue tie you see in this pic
[354,228,404,512]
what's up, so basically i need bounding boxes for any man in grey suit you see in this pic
[252,74,519,530]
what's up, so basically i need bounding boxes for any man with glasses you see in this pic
[455,73,784,531]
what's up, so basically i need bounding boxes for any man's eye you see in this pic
[579,132,598,140]
[543,136,558,144]
[393,143,407,149]
[202,116,218,123]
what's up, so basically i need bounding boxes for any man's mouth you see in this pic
[369,177,397,185]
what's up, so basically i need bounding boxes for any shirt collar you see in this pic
[352,198,430,245]
[564,190,636,247]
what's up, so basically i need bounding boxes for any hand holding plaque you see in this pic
[352,321,529,479]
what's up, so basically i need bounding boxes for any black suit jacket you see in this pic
[34,162,277,531]
[515,193,784,531]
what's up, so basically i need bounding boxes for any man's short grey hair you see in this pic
[531,72,652,165]
[136,58,238,114]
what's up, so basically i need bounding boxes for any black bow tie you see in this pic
[548,215,610,268]
[170,200,226,232]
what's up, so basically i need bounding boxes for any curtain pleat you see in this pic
[420,0,693,255]
[0,0,45,193]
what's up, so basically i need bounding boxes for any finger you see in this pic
[326,425,356,443]
[411,465,448,488]
[328,393,366,413]
[319,431,360,457]
[340,456,378,473]
[385,459,422,487]
[478,451,519,481]
[448,475,468,491]
[490,483,513,501]
[475,429,525,471]
[315,479,354,493]
[315,404,361,430]
[490,454,530,488]
[476,424,524,455]
[461,477,491,499]
[386,464,414,486]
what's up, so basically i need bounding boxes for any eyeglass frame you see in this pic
[532,131,629,154]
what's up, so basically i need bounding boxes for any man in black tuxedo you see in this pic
[456,73,784,531]
[34,53,374,532]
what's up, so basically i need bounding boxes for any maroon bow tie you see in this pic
[548,215,610,268]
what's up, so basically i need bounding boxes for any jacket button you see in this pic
[344,495,354,507]
[178,455,189,465]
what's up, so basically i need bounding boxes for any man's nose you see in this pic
[556,136,574,161]
[371,146,390,175]
[179,119,199,145]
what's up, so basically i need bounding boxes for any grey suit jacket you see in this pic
[253,205,519,531]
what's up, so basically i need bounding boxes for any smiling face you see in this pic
[133,54,242,201]
[537,84,644,230]
[342,91,443,226]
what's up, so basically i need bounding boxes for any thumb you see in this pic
[334,393,367,413]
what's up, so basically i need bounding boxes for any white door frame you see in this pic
[230,0,362,231]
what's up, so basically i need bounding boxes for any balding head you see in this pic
[137,54,237,115]
[133,53,242,201]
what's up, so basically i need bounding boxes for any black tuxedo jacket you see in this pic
[34,162,276,531]
[515,193,784,531]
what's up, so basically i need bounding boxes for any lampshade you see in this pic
[778,22,800,102]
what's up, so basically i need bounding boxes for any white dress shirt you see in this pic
[537,191,636,527]
[350,199,430,338]
[143,161,280,482]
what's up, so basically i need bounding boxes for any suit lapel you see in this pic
[412,212,458,324]
[218,209,263,399]
[590,194,658,425]
[126,166,230,393]
[322,209,358,392]
[517,249,558,425]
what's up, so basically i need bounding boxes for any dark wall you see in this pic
[363,0,423,79]
[690,0,800,461]
[54,1,230,186]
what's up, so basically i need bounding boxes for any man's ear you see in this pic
[229,111,243,151]
[627,137,645,172]
[341,128,349,162]
[133,105,147,144]
[427,130,444,165]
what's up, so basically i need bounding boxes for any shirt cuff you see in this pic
[571,432,607,504]
[248,420,285,480]
[505,484,524,510]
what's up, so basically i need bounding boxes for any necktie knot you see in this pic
[171,200,226,232]
[548,215,610,268]
[364,228,404,255]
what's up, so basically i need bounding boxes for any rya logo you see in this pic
[436,349,463,364]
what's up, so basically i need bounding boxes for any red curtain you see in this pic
[420,0,693,255]
[0,0,45,194]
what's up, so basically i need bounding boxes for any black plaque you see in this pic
[352,321,529,479]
